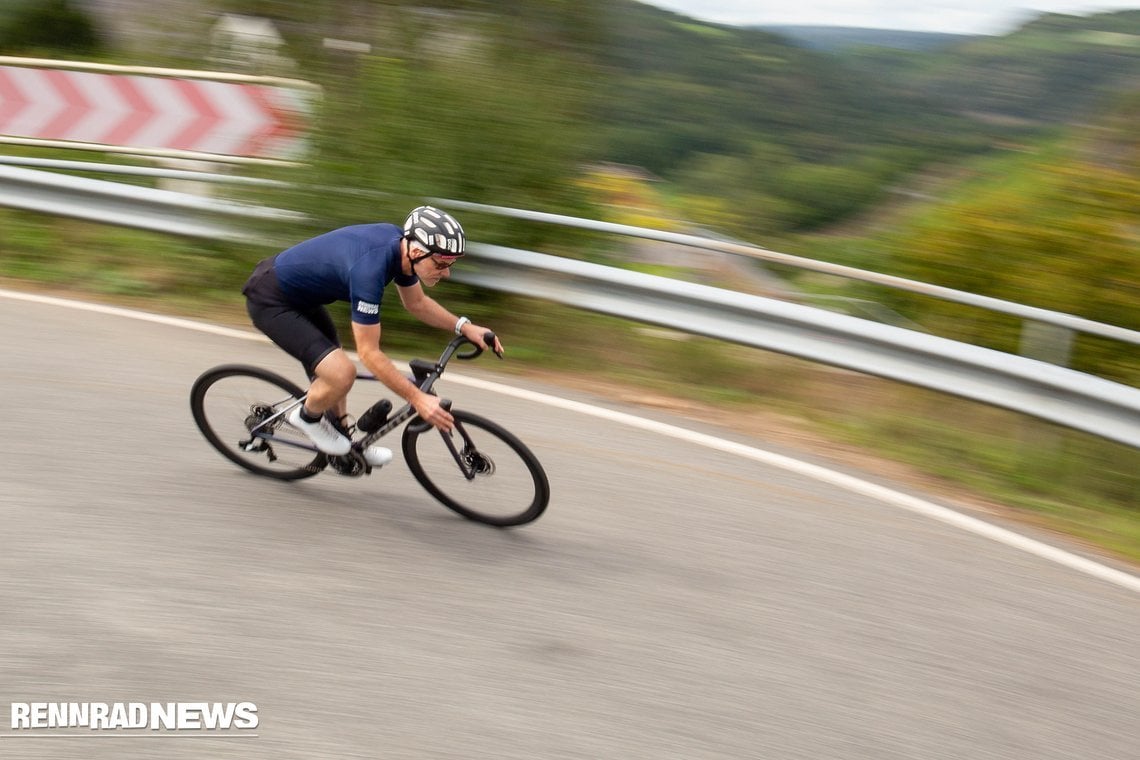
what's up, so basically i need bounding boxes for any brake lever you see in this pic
[408,399,452,434]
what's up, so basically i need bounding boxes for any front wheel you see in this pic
[190,364,326,480]
[402,410,549,527]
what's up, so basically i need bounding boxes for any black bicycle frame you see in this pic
[247,332,495,467]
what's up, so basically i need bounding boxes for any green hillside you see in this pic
[11,1,1136,240]
[758,25,976,52]
[5,0,1137,367]
[229,0,1003,242]
[790,93,1140,380]
[838,10,1140,126]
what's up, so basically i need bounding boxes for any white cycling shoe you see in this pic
[363,446,393,467]
[288,407,351,455]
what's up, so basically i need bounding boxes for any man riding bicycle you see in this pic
[241,205,502,467]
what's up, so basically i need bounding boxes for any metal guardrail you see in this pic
[0,164,300,241]
[0,156,290,186]
[438,199,1140,349]
[4,157,1134,348]
[0,55,319,88]
[458,245,1140,448]
[1,163,1138,447]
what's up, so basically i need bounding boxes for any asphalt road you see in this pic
[1,292,1137,760]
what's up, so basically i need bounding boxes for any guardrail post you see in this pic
[1019,320,1074,367]
[1017,320,1077,455]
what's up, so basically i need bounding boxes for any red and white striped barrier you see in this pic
[0,64,310,159]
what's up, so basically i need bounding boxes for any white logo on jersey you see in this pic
[356,301,379,315]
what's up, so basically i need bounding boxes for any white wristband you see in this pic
[454,316,471,335]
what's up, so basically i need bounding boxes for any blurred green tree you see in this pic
[283,7,598,239]
[870,98,1140,381]
[0,0,102,55]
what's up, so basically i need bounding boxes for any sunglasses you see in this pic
[428,255,459,271]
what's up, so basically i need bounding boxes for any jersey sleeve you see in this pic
[347,262,384,325]
[347,229,418,323]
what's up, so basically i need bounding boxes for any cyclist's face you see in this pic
[411,247,456,286]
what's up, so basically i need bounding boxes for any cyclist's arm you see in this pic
[397,282,461,330]
[397,283,503,354]
[350,321,453,431]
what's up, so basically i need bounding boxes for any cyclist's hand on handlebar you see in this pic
[413,393,454,432]
[460,322,504,357]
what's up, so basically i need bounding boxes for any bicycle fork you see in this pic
[436,422,493,481]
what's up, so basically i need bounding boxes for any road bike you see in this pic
[190,332,550,527]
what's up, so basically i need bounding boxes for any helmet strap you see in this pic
[406,237,433,266]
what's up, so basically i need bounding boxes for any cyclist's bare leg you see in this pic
[303,349,354,419]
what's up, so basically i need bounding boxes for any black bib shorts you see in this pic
[242,256,341,378]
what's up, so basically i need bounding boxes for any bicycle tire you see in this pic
[190,364,326,480]
[402,410,549,527]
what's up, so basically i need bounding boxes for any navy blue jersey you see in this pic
[273,223,419,325]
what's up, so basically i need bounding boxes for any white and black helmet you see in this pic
[403,205,465,257]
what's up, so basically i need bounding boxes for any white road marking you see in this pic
[3,287,1137,593]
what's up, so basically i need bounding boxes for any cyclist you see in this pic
[241,205,502,466]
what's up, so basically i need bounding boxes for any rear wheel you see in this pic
[190,365,326,480]
[402,410,549,527]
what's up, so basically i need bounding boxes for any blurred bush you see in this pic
[0,0,103,56]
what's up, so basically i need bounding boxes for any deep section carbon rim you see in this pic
[402,410,549,526]
[190,365,325,480]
